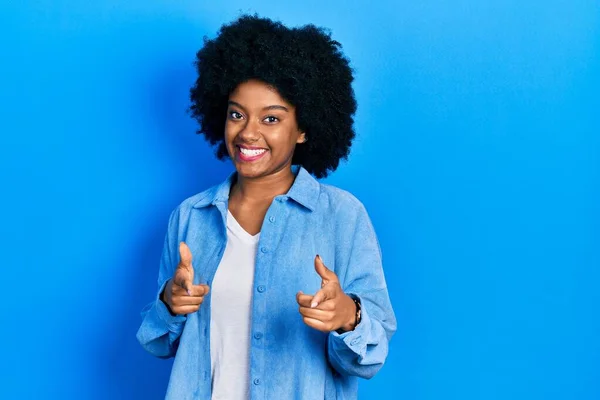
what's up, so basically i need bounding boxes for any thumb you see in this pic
[314,254,334,281]
[177,242,194,295]
[179,242,193,269]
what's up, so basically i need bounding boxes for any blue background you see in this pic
[1,1,598,399]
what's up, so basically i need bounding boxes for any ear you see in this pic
[296,131,307,144]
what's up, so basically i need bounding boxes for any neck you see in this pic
[231,165,296,203]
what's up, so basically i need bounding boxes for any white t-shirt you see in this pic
[210,210,259,400]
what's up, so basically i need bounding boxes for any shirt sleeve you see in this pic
[136,208,187,359]
[327,204,397,379]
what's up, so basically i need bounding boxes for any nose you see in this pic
[237,118,261,143]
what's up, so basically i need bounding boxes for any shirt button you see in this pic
[254,332,263,340]
[257,285,266,293]
[269,216,275,223]
[261,247,268,253]
[253,378,261,385]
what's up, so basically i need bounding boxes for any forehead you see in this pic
[229,79,293,109]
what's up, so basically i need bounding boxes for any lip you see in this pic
[235,145,268,162]
[237,144,266,150]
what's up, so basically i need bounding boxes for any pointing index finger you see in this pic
[189,284,210,297]
[310,288,328,308]
[296,291,313,307]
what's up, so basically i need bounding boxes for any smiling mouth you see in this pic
[236,145,268,162]
[238,146,267,156]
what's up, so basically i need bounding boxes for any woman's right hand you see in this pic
[161,242,210,315]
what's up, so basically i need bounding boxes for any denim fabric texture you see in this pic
[137,165,397,399]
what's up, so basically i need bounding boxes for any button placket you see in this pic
[251,206,280,398]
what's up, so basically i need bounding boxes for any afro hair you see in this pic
[189,14,357,179]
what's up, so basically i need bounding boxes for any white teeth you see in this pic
[239,147,266,156]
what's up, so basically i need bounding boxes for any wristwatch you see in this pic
[350,293,362,327]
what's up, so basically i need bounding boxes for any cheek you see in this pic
[269,137,293,154]
[223,128,235,157]
[224,125,235,144]
[272,128,301,149]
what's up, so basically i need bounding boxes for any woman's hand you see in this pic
[161,242,210,316]
[296,255,356,333]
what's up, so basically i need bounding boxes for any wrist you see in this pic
[337,294,360,333]
[160,281,176,316]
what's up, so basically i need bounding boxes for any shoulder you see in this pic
[316,182,369,219]
[169,183,222,221]
[180,186,217,209]
[316,182,382,257]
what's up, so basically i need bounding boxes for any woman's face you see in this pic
[225,79,305,180]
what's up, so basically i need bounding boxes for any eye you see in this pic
[228,111,243,120]
[263,116,279,124]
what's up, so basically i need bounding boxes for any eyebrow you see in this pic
[228,101,289,112]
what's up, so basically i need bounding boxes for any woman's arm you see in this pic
[136,209,187,359]
[327,205,397,379]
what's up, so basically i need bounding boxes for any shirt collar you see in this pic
[192,165,320,211]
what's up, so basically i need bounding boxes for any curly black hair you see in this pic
[189,15,357,178]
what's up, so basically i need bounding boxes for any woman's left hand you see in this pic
[296,255,356,333]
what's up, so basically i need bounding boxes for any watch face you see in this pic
[350,295,362,326]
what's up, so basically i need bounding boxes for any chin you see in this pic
[233,160,294,181]
[233,161,268,179]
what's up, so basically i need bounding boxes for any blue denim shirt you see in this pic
[137,166,396,399]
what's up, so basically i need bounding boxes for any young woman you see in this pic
[137,15,396,400]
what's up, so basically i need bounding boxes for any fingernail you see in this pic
[187,289,192,296]
[317,254,322,262]
[311,301,318,308]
